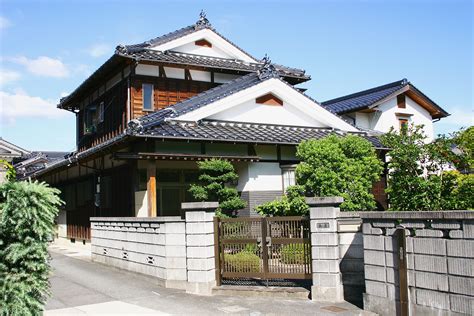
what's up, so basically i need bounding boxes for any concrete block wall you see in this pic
[91,216,187,289]
[360,211,474,315]
[90,202,218,295]
[307,197,365,305]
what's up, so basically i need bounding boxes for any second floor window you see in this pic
[143,83,154,111]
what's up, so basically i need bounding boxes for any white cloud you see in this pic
[0,70,21,85]
[0,90,70,123]
[88,43,111,58]
[0,16,11,30]
[11,56,69,78]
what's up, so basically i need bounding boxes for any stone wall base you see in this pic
[186,281,216,296]
[311,286,344,302]
[363,294,467,316]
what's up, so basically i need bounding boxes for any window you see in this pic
[98,101,104,123]
[399,118,409,131]
[397,94,406,108]
[142,83,154,111]
[281,165,296,192]
[84,106,97,134]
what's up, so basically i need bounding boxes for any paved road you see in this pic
[46,247,370,315]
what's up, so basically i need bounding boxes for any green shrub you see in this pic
[256,185,309,216]
[189,159,246,217]
[280,244,310,264]
[224,250,261,273]
[0,180,63,315]
[296,134,383,211]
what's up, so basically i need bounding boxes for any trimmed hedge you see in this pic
[224,250,261,273]
[280,244,310,264]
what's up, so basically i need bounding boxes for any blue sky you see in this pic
[0,0,472,151]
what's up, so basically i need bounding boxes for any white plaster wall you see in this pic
[135,190,148,217]
[163,67,185,80]
[236,162,283,192]
[209,99,325,127]
[173,41,232,59]
[189,69,211,82]
[355,112,371,130]
[370,97,434,141]
[136,64,160,77]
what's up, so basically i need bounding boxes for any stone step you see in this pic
[212,285,310,300]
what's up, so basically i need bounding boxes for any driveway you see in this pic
[46,247,370,315]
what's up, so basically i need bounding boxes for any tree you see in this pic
[296,134,383,212]
[0,159,16,182]
[0,180,63,315]
[381,124,436,211]
[189,159,246,217]
[382,124,473,211]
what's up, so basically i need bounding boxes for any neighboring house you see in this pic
[0,138,30,183]
[30,12,387,243]
[321,79,449,141]
[14,151,70,179]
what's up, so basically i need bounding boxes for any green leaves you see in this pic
[256,185,309,216]
[0,180,63,315]
[296,134,383,212]
[188,159,246,217]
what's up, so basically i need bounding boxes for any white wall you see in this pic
[354,96,435,141]
[209,99,325,127]
[236,162,283,192]
[173,41,232,59]
[134,191,148,217]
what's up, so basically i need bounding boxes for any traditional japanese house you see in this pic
[31,12,386,243]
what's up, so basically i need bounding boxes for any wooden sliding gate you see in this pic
[214,216,312,285]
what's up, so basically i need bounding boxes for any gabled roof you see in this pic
[0,137,30,159]
[124,11,257,62]
[58,12,309,111]
[321,79,449,119]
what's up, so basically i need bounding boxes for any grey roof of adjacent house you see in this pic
[321,79,449,118]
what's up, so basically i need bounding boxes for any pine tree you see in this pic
[189,159,246,217]
[0,180,63,315]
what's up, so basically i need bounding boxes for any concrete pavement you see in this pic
[46,246,372,315]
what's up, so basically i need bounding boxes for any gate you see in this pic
[214,216,312,285]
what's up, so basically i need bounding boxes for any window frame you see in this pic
[142,83,154,111]
[98,101,104,123]
[281,164,297,192]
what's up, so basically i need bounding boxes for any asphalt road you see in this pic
[46,248,369,315]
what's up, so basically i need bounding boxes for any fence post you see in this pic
[306,197,344,302]
[182,202,219,295]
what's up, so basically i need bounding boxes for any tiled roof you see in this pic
[322,79,408,114]
[115,49,308,79]
[134,120,384,148]
[124,12,257,62]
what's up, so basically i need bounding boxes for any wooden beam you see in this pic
[146,161,157,217]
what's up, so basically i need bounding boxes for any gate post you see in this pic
[307,197,344,302]
[182,202,219,295]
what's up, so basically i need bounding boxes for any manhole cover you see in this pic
[321,305,348,313]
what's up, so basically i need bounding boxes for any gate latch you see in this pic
[266,237,272,247]
[257,237,262,245]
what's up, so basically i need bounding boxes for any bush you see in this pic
[296,134,383,211]
[256,185,309,216]
[224,250,261,273]
[0,180,63,315]
[280,244,310,264]
[189,159,246,217]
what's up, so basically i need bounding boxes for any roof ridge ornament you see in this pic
[195,10,212,30]
[257,54,280,80]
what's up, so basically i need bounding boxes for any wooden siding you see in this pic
[131,76,217,119]
[78,80,128,152]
